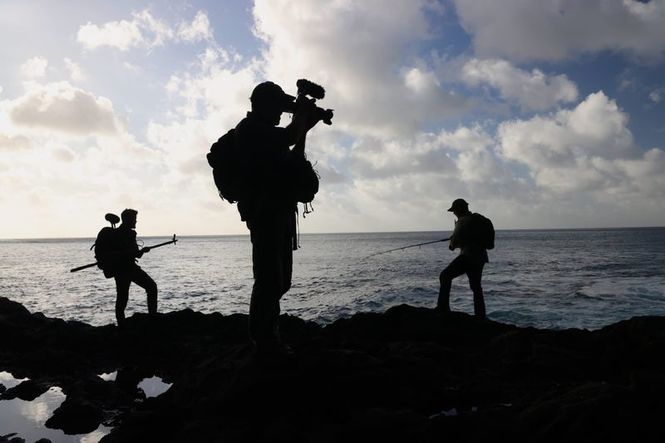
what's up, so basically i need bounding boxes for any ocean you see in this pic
[1,228,665,331]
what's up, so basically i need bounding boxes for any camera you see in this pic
[284,79,334,125]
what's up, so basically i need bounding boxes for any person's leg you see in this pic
[268,218,294,344]
[114,275,131,326]
[130,266,158,315]
[438,255,467,312]
[249,220,284,347]
[467,263,486,319]
[280,215,294,298]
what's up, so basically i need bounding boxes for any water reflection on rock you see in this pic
[0,371,111,443]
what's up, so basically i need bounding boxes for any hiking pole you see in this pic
[70,234,178,273]
[364,237,451,259]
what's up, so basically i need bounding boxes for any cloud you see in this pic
[649,88,664,103]
[498,91,665,198]
[20,56,48,79]
[64,58,86,81]
[0,133,31,150]
[77,10,213,51]
[462,58,578,110]
[77,17,143,51]
[454,0,665,61]
[178,11,213,42]
[161,46,259,123]
[52,147,75,162]
[6,81,121,135]
[12,1,653,237]
[253,0,467,138]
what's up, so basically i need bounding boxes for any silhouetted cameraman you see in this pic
[235,81,322,356]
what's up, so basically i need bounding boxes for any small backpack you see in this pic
[93,226,118,278]
[288,157,319,204]
[207,128,245,203]
[472,213,495,250]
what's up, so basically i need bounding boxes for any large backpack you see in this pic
[207,127,320,205]
[207,128,245,203]
[472,213,495,250]
[93,226,118,278]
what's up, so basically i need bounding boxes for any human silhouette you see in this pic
[233,81,321,356]
[438,199,494,319]
[111,209,158,326]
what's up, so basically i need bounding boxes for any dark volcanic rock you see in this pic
[1,296,665,442]
[0,379,49,401]
[45,397,104,435]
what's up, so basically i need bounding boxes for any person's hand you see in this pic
[449,244,455,251]
[142,247,151,254]
[293,98,320,137]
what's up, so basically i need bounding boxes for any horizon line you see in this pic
[1,225,664,242]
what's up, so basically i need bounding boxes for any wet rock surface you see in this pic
[1,296,664,442]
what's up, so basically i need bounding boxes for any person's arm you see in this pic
[291,133,306,158]
[129,231,146,259]
[284,98,320,146]
[449,220,461,250]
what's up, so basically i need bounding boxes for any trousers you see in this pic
[114,265,158,325]
[248,213,294,345]
[438,254,486,318]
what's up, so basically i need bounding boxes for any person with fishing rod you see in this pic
[438,198,494,319]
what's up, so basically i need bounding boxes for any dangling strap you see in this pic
[293,207,300,250]
[303,201,314,218]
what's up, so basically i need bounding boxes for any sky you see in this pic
[0,0,664,238]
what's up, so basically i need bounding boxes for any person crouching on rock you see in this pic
[112,208,157,326]
[438,199,493,319]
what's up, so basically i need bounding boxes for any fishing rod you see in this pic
[365,237,451,259]
[70,234,178,273]
[145,234,179,249]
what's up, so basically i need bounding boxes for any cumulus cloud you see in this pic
[6,81,121,135]
[462,58,578,110]
[253,0,466,138]
[161,46,258,123]
[498,91,665,199]
[52,147,75,162]
[0,133,31,150]
[78,10,213,51]
[64,58,86,81]
[20,56,48,78]
[178,10,213,42]
[454,0,665,61]
[9,0,654,237]
[78,16,145,51]
[649,88,664,103]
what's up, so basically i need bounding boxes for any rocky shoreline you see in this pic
[1,296,664,442]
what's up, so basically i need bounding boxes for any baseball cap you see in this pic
[447,198,469,212]
[250,81,295,109]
